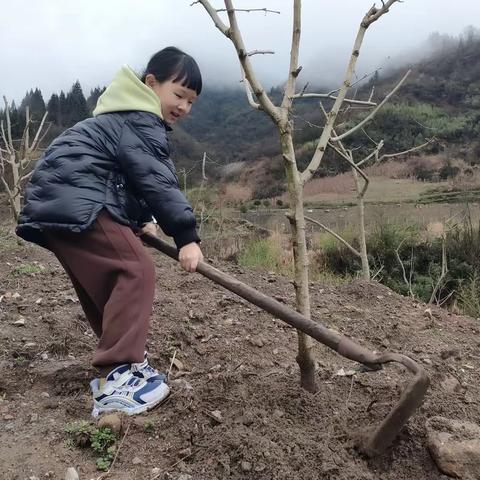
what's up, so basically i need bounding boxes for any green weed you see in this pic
[66,421,118,471]
[10,263,44,276]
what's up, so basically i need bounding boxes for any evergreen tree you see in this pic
[59,91,67,126]
[87,86,105,114]
[65,81,89,126]
[29,88,46,121]
[47,94,60,124]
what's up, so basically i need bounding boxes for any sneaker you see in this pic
[131,352,167,383]
[90,364,170,417]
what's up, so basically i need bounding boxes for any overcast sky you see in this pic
[1,0,479,103]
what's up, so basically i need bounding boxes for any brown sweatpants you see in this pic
[45,210,156,371]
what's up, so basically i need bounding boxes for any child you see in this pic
[16,47,204,417]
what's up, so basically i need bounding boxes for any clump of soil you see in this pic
[1,209,479,479]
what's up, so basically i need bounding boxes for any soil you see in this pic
[1,203,479,480]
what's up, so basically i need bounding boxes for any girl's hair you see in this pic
[142,47,202,95]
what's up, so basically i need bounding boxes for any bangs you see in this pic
[172,57,203,95]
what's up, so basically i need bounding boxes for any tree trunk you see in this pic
[352,168,370,280]
[281,130,317,393]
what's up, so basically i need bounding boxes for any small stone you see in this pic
[3,414,14,420]
[273,409,285,418]
[13,317,25,326]
[440,348,461,360]
[11,292,21,299]
[24,342,36,348]
[440,376,462,394]
[43,399,59,410]
[64,467,79,480]
[28,477,40,480]
[422,358,433,365]
[151,467,161,475]
[241,461,252,472]
[30,413,38,422]
[178,447,192,457]
[177,475,192,480]
[381,338,390,348]
[427,416,480,478]
[40,353,49,360]
[98,413,123,434]
[132,456,142,465]
[209,410,223,423]
[35,298,43,305]
[249,337,264,347]
[172,358,185,371]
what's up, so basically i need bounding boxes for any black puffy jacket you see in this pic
[17,68,199,250]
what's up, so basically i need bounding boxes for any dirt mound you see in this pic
[1,224,479,479]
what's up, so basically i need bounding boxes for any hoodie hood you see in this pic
[93,65,163,119]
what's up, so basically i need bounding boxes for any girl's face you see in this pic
[146,74,197,124]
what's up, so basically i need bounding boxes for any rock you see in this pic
[422,358,433,365]
[172,358,185,371]
[24,342,36,348]
[132,456,142,465]
[427,416,480,479]
[177,475,192,480]
[440,375,462,394]
[151,467,161,475]
[440,348,461,360]
[208,410,223,423]
[241,461,252,472]
[64,467,79,480]
[249,337,264,347]
[12,317,25,326]
[11,292,21,300]
[40,391,50,398]
[98,413,123,434]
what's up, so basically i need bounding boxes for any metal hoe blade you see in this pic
[142,234,429,457]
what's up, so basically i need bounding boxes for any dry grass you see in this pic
[221,183,252,203]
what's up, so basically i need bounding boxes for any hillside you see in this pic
[178,32,480,193]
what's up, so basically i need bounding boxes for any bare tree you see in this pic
[0,97,49,221]
[194,0,405,392]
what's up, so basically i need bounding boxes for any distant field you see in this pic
[301,175,451,205]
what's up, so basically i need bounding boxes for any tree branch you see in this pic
[216,8,281,14]
[193,0,229,35]
[222,0,280,122]
[292,92,376,106]
[305,215,361,258]
[241,69,261,110]
[377,137,435,163]
[281,0,301,111]
[330,70,410,142]
[247,50,274,56]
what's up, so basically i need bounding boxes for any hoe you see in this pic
[142,234,429,457]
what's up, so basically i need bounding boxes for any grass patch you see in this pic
[458,274,480,318]
[66,421,118,471]
[238,237,289,273]
[10,263,45,276]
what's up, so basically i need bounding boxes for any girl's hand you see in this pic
[137,222,158,237]
[179,242,203,272]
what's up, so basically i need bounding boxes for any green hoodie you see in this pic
[93,65,163,119]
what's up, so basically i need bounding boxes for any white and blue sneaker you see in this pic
[90,364,170,417]
[131,352,167,383]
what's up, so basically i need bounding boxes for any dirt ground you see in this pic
[1,207,479,479]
